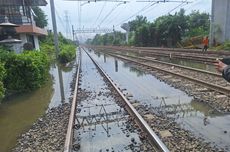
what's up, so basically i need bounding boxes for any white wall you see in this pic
[34,35,40,50]
[211,0,230,44]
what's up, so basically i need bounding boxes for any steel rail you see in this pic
[64,49,81,152]
[103,51,222,78]
[83,47,170,152]
[135,46,230,56]
[98,45,230,56]
[94,46,218,63]
[103,52,230,95]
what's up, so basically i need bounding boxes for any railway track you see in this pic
[97,49,221,77]
[95,48,230,93]
[93,46,226,64]
[90,46,230,113]
[64,47,169,152]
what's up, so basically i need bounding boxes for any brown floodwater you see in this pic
[0,59,77,151]
[0,79,53,152]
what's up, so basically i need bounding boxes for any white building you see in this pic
[0,0,47,53]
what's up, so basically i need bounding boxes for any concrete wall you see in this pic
[11,34,40,53]
[34,36,40,50]
[211,0,230,44]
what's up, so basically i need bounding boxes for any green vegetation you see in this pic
[0,32,76,102]
[87,32,126,46]
[214,41,230,51]
[0,63,5,100]
[32,6,48,28]
[88,9,210,47]
[40,33,76,63]
[0,49,49,97]
[4,51,49,94]
[59,44,76,63]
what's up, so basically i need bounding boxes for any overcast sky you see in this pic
[41,0,211,41]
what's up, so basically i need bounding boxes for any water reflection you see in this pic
[49,58,77,108]
[95,51,101,57]
[150,98,222,120]
[0,77,53,152]
[88,49,230,150]
[122,62,145,77]
[158,57,216,72]
[104,54,106,63]
[115,59,118,72]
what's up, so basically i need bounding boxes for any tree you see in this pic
[90,32,126,46]
[128,16,148,31]
[134,24,150,46]
[186,10,210,37]
[32,6,48,28]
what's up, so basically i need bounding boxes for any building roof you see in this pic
[16,25,47,36]
[0,0,47,6]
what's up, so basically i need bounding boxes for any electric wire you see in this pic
[141,2,159,16]
[104,4,127,26]
[183,0,202,12]
[168,1,188,14]
[91,2,107,28]
[55,9,66,32]
[98,2,124,27]
[115,1,159,27]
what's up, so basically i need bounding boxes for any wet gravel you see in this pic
[119,63,229,151]
[133,102,221,152]
[12,104,70,152]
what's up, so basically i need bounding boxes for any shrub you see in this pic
[0,63,6,101]
[58,44,76,63]
[3,51,49,93]
[214,41,230,51]
[40,42,55,61]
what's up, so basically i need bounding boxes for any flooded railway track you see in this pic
[92,47,230,113]
[94,46,226,64]
[69,47,230,151]
[64,47,169,152]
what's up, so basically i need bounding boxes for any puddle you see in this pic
[88,48,230,150]
[49,59,77,108]
[108,49,217,73]
[157,56,217,72]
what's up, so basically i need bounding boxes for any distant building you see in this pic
[0,0,48,53]
[211,0,230,45]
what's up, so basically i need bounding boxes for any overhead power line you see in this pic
[91,2,107,28]
[136,0,191,2]
[168,1,189,14]
[105,4,127,26]
[64,0,129,2]
[116,0,191,27]
[98,2,125,27]
[116,1,159,27]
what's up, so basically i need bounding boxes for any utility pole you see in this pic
[64,10,71,39]
[72,25,75,41]
[50,0,59,56]
[50,0,65,102]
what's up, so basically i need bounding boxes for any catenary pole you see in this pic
[50,0,65,102]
